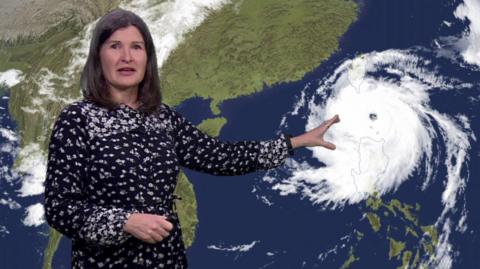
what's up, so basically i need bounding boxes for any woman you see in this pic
[44,9,340,269]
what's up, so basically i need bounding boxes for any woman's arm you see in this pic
[166,106,290,176]
[166,106,339,176]
[43,105,133,246]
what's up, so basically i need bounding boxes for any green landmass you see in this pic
[42,228,62,269]
[340,247,360,269]
[420,225,438,245]
[174,172,198,248]
[197,117,227,137]
[161,0,358,114]
[366,193,382,211]
[366,212,381,232]
[419,225,438,255]
[412,249,421,268]
[2,16,86,154]
[422,241,434,255]
[364,194,439,268]
[405,226,419,238]
[386,199,418,225]
[388,237,406,260]
[0,19,79,72]
[355,230,364,240]
[366,196,421,226]
[398,250,412,269]
[0,0,124,43]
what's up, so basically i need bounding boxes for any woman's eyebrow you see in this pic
[108,39,145,44]
[106,40,145,44]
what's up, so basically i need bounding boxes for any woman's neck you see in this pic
[109,87,140,109]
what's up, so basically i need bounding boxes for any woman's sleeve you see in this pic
[44,105,134,246]
[168,106,294,176]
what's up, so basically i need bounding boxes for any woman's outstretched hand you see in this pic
[123,213,173,244]
[290,114,340,150]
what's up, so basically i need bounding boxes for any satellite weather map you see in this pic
[0,0,479,268]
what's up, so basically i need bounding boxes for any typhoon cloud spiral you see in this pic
[271,50,472,211]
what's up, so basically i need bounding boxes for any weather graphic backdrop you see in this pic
[0,0,479,268]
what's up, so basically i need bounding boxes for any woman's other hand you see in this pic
[123,213,174,244]
[290,114,340,150]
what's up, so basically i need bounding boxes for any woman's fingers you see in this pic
[124,213,174,244]
[148,229,166,243]
[322,140,336,150]
[316,115,339,149]
[147,216,173,242]
[326,114,340,127]
[318,115,340,133]
[136,230,157,244]
[158,217,174,232]
[140,227,168,244]
[152,223,171,238]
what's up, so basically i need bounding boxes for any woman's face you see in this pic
[99,25,147,94]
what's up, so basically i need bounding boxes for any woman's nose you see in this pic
[120,48,133,62]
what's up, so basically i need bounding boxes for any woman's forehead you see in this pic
[107,26,144,43]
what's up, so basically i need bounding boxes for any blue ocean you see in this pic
[0,0,478,268]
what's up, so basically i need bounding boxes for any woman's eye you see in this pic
[111,43,119,49]
[134,45,143,50]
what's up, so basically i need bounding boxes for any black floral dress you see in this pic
[44,100,293,268]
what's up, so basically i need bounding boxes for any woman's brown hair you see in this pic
[80,9,161,113]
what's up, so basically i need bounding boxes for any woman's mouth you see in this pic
[117,67,136,75]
